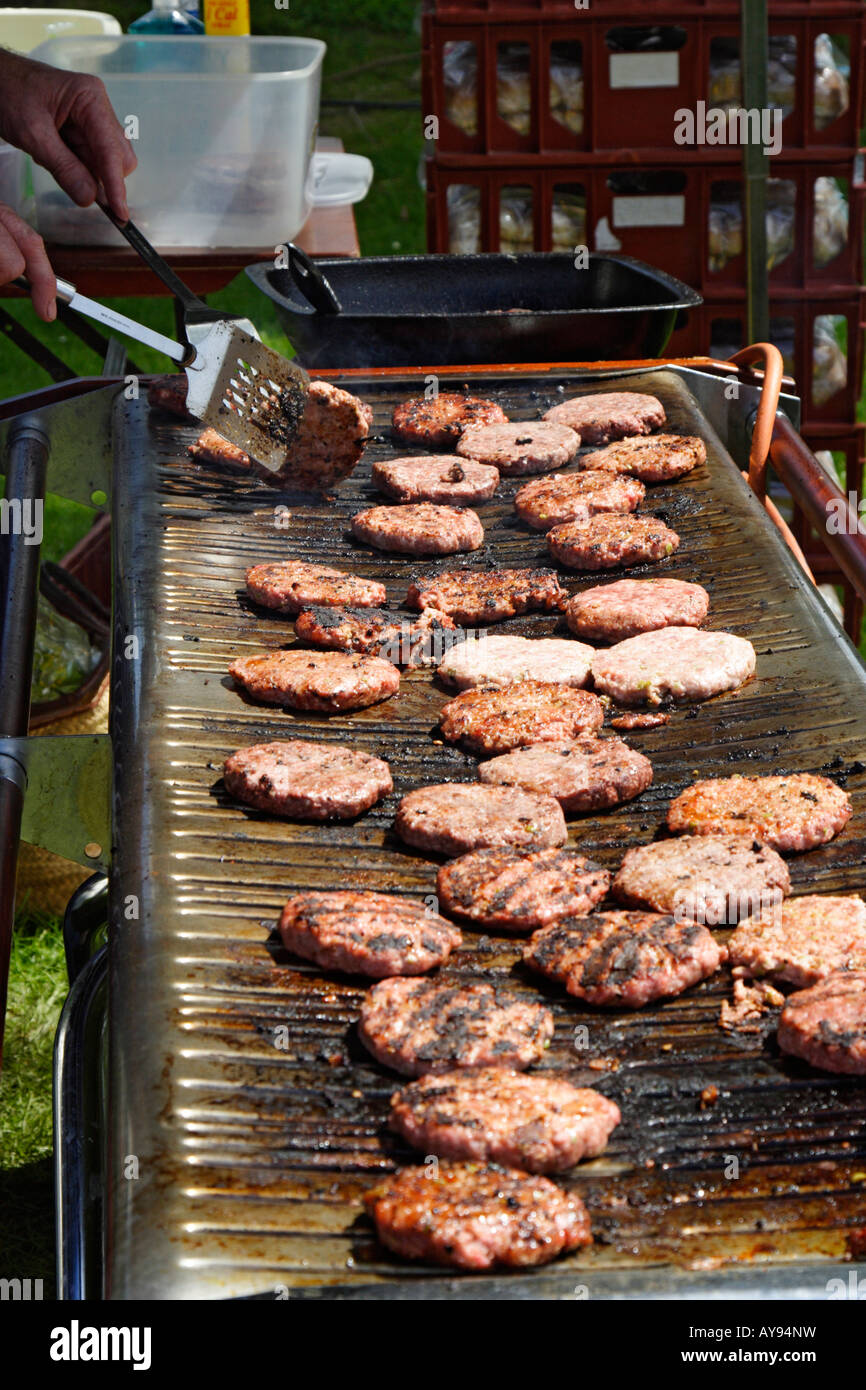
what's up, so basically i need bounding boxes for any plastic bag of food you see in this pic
[767,34,796,117]
[497,43,531,135]
[499,186,533,252]
[552,189,586,252]
[766,178,795,269]
[815,33,849,131]
[708,180,793,273]
[31,597,99,704]
[812,314,847,407]
[550,43,583,136]
[443,40,478,136]
[708,192,743,272]
[708,34,795,117]
[447,183,481,254]
[813,176,849,268]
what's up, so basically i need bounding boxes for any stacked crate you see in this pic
[423,1,866,636]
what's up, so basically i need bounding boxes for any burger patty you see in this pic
[543,391,666,445]
[358,976,554,1075]
[189,380,372,490]
[278,890,461,977]
[591,627,757,705]
[439,681,605,755]
[147,373,192,419]
[728,894,866,987]
[351,503,484,556]
[524,911,726,1008]
[395,783,567,855]
[777,970,866,1075]
[437,846,610,932]
[667,774,852,853]
[610,711,670,730]
[580,434,706,483]
[514,470,645,530]
[456,421,580,476]
[548,514,680,571]
[372,455,500,506]
[390,1068,621,1172]
[392,393,508,448]
[566,578,710,642]
[246,561,386,615]
[364,1161,591,1270]
[478,736,653,813]
[612,834,791,925]
[223,740,392,819]
[295,605,456,666]
[408,566,566,625]
[436,634,595,691]
[228,650,400,712]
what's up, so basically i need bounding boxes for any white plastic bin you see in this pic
[28,36,370,249]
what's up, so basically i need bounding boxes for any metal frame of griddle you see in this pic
[3,358,864,1299]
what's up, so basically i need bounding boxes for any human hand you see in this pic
[0,49,136,221]
[0,204,56,320]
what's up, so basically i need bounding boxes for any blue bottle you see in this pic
[129,0,204,34]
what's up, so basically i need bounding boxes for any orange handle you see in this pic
[728,342,785,502]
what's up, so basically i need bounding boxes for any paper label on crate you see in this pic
[612,195,686,229]
[608,52,679,90]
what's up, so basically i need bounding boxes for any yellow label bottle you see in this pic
[203,0,250,36]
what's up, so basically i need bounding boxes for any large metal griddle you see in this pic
[96,362,866,1300]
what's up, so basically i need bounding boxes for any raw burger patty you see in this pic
[228,650,399,712]
[580,434,706,483]
[372,455,499,505]
[612,835,790,925]
[408,566,566,624]
[295,605,455,666]
[246,561,385,615]
[478,736,653,813]
[189,380,372,490]
[544,391,666,445]
[667,774,852,853]
[591,627,756,705]
[777,970,866,1075]
[392,393,507,448]
[514,470,645,530]
[390,1068,621,1172]
[437,634,595,691]
[437,846,610,933]
[566,578,709,642]
[147,374,191,419]
[395,783,567,855]
[351,503,483,556]
[278,890,461,977]
[364,1161,591,1270]
[439,681,605,755]
[358,976,554,1075]
[549,514,680,571]
[223,740,392,819]
[456,421,580,476]
[728,894,866,987]
[524,911,726,1008]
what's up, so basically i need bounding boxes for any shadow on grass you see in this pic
[0,1157,55,1296]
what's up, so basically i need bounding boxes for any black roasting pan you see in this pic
[245,251,702,368]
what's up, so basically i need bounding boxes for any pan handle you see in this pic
[285,244,342,316]
[728,342,784,502]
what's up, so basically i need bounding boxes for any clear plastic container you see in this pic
[0,142,24,213]
[0,9,121,53]
[28,36,369,249]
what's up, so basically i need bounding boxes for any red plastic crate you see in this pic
[424,3,865,15]
[666,289,865,425]
[423,11,866,156]
[789,423,865,639]
[425,157,865,293]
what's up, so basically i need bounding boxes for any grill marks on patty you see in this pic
[778,971,866,1074]
[667,773,852,853]
[278,890,461,977]
[364,1161,592,1270]
[437,847,610,932]
[389,1068,621,1172]
[392,393,508,448]
[245,561,386,615]
[294,604,455,665]
[549,514,681,571]
[524,910,726,1008]
[439,681,605,755]
[408,566,567,624]
[515,469,645,530]
[579,433,706,483]
[358,976,555,1075]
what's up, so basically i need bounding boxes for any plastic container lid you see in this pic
[0,9,121,54]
